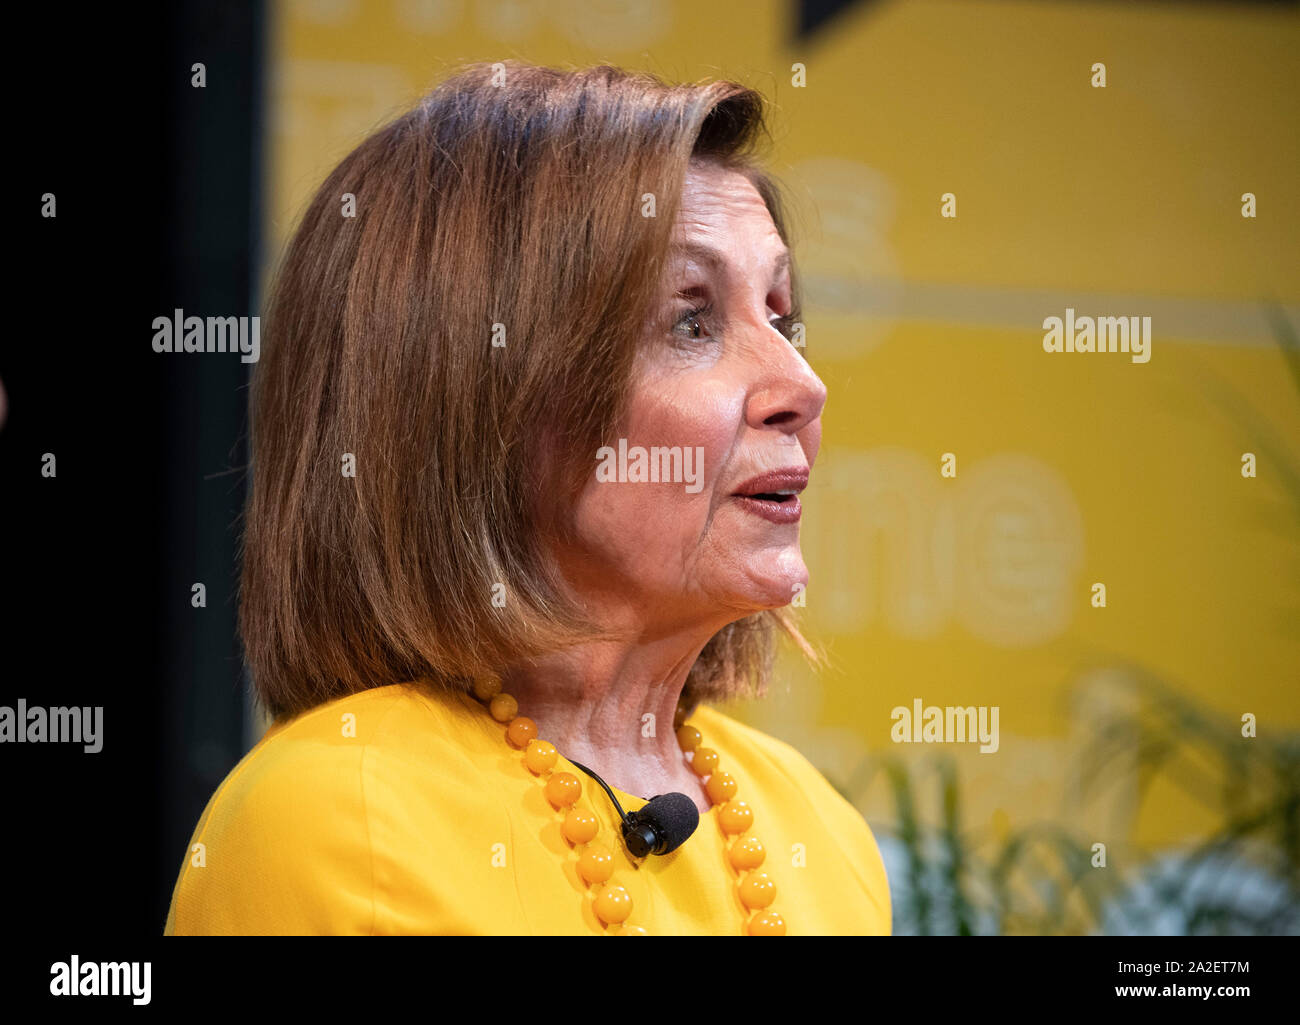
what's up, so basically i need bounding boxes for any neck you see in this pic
[504,618,724,816]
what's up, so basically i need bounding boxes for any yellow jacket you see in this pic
[164,682,891,935]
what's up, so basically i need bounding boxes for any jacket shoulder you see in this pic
[165,685,436,934]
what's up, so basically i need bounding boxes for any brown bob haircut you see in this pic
[241,61,814,722]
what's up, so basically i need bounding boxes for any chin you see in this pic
[732,548,809,610]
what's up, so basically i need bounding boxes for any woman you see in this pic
[164,61,891,936]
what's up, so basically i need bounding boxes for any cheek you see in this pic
[628,379,741,487]
[572,376,743,557]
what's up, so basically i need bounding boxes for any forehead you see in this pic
[672,161,783,253]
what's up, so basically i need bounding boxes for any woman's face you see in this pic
[560,159,827,630]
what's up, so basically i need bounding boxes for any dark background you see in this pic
[4,2,264,935]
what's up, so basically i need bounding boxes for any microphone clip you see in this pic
[569,760,700,858]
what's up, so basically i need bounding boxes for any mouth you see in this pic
[731,468,809,524]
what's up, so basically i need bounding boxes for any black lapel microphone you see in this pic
[569,760,699,858]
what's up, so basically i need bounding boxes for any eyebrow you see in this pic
[668,242,790,290]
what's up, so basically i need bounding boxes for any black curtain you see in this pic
[3,0,263,937]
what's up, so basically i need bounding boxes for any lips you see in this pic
[731,467,809,524]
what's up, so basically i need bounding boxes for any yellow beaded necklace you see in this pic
[470,674,786,935]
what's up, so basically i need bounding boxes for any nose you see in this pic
[742,322,827,435]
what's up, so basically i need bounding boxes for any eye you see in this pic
[672,302,714,342]
[769,310,801,343]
